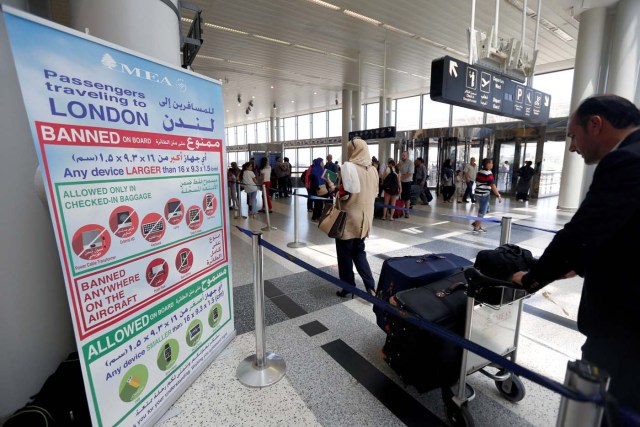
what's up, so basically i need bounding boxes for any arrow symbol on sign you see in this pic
[544,95,550,107]
[481,77,490,88]
[449,61,458,78]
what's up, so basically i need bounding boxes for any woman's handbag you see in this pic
[318,199,346,238]
[316,185,328,196]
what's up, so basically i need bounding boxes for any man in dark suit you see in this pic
[512,95,640,424]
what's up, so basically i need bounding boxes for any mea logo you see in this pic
[101,53,173,87]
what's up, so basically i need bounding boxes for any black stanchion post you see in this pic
[236,232,286,387]
[287,189,307,248]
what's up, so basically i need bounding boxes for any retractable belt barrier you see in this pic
[234,225,600,405]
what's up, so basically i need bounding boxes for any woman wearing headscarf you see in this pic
[309,157,326,222]
[335,137,379,298]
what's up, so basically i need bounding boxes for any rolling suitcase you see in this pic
[374,254,472,331]
[393,199,404,218]
[373,196,385,219]
[382,271,468,393]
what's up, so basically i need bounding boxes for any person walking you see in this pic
[334,137,379,298]
[414,157,430,205]
[471,158,502,232]
[227,162,240,210]
[257,157,273,213]
[308,158,327,222]
[398,151,414,218]
[239,162,258,218]
[515,160,536,201]
[441,158,455,203]
[381,159,401,221]
[462,157,478,203]
[512,95,640,423]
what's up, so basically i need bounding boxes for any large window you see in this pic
[298,114,311,140]
[328,109,342,137]
[423,96,450,128]
[284,117,296,141]
[365,102,380,129]
[533,69,574,118]
[395,96,420,131]
[312,147,326,162]
[298,147,312,170]
[451,106,484,126]
[312,112,327,138]
[246,123,256,145]
[236,125,246,146]
[257,121,269,143]
[227,126,237,146]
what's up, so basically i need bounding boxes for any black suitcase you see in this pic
[373,196,385,219]
[382,271,468,393]
[374,254,472,332]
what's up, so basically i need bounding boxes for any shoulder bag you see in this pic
[318,184,347,238]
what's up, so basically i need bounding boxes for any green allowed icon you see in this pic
[157,338,179,371]
[185,319,203,347]
[208,303,223,329]
[119,364,149,402]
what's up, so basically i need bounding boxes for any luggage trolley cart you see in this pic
[442,267,531,427]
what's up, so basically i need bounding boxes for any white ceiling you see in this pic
[52,0,587,127]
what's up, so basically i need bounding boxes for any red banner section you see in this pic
[36,121,223,152]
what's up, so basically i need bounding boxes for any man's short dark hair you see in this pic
[575,95,640,129]
[284,157,289,162]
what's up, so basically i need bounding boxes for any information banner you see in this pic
[2,7,234,426]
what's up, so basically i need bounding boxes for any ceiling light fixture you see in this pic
[204,23,249,35]
[273,103,277,109]
[237,94,242,103]
[305,0,340,11]
[343,10,381,26]
[253,34,291,45]
[381,24,415,37]
[270,85,274,89]
[293,44,328,54]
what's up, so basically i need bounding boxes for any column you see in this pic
[557,6,607,210]
[270,115,276,142]
[351,89,361,132]
[70,0,180,66]
[606,0,640,100]
[341,88,351,161]
[378,96,385,127]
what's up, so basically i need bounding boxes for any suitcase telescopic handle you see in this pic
[463,267,529,298]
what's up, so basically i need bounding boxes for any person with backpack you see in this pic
[381,159,401,221]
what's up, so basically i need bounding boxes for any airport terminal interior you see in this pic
[157,193,584,426]
[2,0,640,426]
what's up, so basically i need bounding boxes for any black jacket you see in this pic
[522,129,640,347]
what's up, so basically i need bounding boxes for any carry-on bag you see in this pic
[374,253,472,331]
[373,196,385,219]
[382,271,468,393]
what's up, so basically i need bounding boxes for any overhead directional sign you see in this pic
[430,56,551,123]
[349,126,396,141]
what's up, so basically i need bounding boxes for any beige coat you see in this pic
[338,138,379,240]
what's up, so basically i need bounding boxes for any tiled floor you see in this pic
[157,191,585,427]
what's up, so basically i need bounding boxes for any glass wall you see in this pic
[284,116,296,141]
[328,109,342,136]
[227,127,237,146]
[451,106,484,126]
[395,96,420,131]
[298,114,311,140]
[236,125,246,146]
[365,102,380,129]
[312,112,327,138]
[423,96,450,128]
[246,123,256,145]
[257,121,269,143]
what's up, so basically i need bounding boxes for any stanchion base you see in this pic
[261,226,278,231]
[236,352,286,387]
[287,242,307,248]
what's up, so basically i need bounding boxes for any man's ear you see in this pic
[589,115,604,134]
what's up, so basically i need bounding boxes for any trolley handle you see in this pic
[463,267,531,299]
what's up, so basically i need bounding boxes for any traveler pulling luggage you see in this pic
[373,253,472,332]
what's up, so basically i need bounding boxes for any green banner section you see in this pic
[83,267,228,362]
